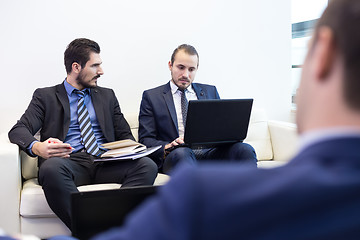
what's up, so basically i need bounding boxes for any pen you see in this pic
[48,140,72,149]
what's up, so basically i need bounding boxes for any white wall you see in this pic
[0,0,291,134]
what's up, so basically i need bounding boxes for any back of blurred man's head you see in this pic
[296,0,360,133]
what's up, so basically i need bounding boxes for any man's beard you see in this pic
[174,77,190,90]
[76,73,100,89]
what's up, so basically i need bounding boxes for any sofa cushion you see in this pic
[20,179,121,218]
[20,173,170,218]
[21,217,71,239]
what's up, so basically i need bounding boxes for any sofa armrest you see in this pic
[0,134,21,234]
[268,120,298,162]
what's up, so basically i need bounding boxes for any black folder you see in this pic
[71,186,158,240]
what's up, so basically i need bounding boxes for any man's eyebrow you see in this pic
[91,62,102,67]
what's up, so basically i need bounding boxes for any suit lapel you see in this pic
[90,88,108,139]
[192,83,206,99]
[163,83,178,131]
[56,84,70,140]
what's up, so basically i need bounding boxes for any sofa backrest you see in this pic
[123,113,139,141]
[20,108,274,180]
[120,109,274,161]
[244,108,273,161]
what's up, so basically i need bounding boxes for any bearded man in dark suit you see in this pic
[8,38,157,230]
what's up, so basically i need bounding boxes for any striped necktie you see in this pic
[75,90,104,156]
[179,88,188,127]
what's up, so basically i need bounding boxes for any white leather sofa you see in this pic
[0,108,298,239]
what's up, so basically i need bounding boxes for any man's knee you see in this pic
[230,142,257,163]
[169,147,195,159]
[167,148,196,164]
[38,157,70,185]
[39,157,64,175]
[137,157,158,176]
[163,147,196,173]
[122,157,158,186]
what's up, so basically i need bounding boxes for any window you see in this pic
[291,0,328,107]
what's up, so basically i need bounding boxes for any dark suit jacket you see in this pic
[92,137,360,240]
[138,82,220,166]
[8,83,134,166]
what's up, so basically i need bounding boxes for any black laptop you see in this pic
[71,185,158,240]
[182,98,253,148]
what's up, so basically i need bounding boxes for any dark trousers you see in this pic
[38,152,158,230]
[163,142,257,174]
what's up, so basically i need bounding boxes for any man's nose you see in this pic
[182,69,189,78]
[98,66,104,75]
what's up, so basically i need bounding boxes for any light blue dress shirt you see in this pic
[63,80,106,152]
[28,80,106,155]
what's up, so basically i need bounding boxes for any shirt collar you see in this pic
[169,80,195,95]
[299,127,360,152]
[63,79,89,96]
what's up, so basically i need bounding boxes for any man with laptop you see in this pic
[139,44,257,173]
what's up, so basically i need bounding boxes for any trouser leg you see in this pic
[38,157,92,230]
[93,157,158,187]
[198,142,257,166]
[163,147,196,174]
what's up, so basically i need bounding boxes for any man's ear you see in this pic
[72,62,81,74]
[168,61,173,71]
[314,26,336,80]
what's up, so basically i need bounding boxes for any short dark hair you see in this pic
[314,0,360,110]
[64,38,100,74]
[170,44,199,67]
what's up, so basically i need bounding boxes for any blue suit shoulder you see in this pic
[141,82,219,99]
[142,82,217,93]
[192,83,220,99]
[142,83,169,95]
[192,82,217,89]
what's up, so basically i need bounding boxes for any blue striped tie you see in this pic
[75,90,104,156]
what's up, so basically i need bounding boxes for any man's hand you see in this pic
[164,137,185,151]
[32,138,74,159]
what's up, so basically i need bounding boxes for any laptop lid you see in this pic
[71,185,158,240]
[184,99,253,147]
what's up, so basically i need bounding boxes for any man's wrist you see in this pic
[27,140,39,157]
[164,144,171,158]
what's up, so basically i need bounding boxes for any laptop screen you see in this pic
[184,99,253,147]
[71,186,158,240]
